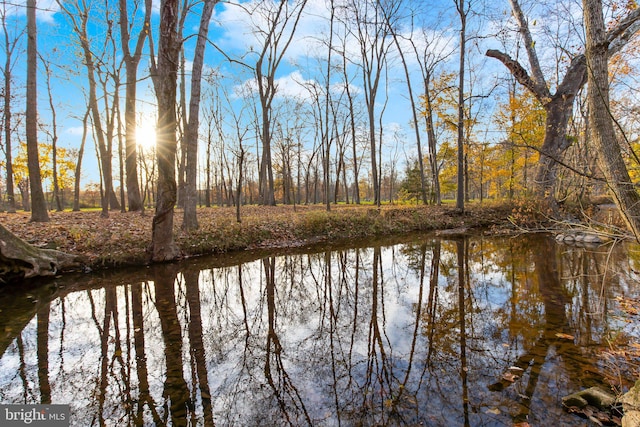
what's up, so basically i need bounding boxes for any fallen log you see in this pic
[0,223,84,283]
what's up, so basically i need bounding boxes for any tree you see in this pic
[119,0,151,213]
[182,0,218,230]
[492,89,544,198]
[26,0,48,222]
[398,159,424,203]
[454,0,470,213]
[40,56,63,211]
[1,3,23,214]
[583,0,640,240]
[251,0,308,206]
[149,0,182,262]
[57,0,118,217]
[382,0,429,205]
[486,0,640,207]
[349,0,393,207]
[72,107,90,211]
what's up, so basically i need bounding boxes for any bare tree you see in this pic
[454,0,469,213]
[183,0,218,230]
[487,0,640,207]
[583,0,640,239]
[1,3,23,213]
[149,0,182,261]
[26,0,48,222]
[247,0,308,206]
[348,0,393,207]
[57,0,118,217]
[119,0,151,212]
[40,57,62,211]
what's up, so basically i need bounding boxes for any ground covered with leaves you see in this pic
[0,202,517,270]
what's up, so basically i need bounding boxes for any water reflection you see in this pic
[1,234,638,426]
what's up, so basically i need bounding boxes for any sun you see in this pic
[135,122,157,151]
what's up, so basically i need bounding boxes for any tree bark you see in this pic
[150,0,182,262]
[119,0,151,213]
[73,108,89,211]
[183,0,218,230]
[455,0,467,213]
[584,0,640,240]
[26,0,49,222]
[0,223,82,283]
[2,11,18,213]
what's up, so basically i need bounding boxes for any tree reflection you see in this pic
[131,282,162,426]
[488,237,601,424]
[153,264,193,426]
[262,256,312,426]
[37,302,51,404]
[457,239,470,427]
[0,235,637,426]
[184,269,215,427]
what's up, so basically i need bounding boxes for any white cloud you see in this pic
[2,0,60,23]
[234,70,321,102]
[211,0,332,62]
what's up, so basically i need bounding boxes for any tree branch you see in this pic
[508,0,550,99]
[486,49,550,104]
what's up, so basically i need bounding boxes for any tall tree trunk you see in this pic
[42,59,63,212]
[150,0,182,262]
[584,0,640,240]
[2,15,17,213]
[423,79,441,205]
[26,0,48,222]
[455,0,467,213]
[183,0,217,230]
[119,0,151,213]
[344,53,360,204]
[73,108,89,211]
[383,6,428,205]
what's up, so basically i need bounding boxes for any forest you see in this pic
[1,0,640,261]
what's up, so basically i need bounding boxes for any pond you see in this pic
[1,233,639,426]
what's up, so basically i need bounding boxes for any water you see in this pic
[1,233,639,426]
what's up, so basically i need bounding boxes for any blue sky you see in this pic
[0,0,513,190]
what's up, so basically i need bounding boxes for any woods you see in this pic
[1,0,640,262]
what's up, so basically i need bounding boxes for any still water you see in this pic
[1,233,639,426]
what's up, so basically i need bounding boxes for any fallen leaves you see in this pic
[615,296,640,316]
[0,203,516,271]
[555,332,575,340]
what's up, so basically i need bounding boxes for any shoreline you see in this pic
[1,202,520,275]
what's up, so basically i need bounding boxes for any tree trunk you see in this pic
[0,223,82,282]
[533,95,579,201]
[183,0,217,230]
[424,80,441,205]
[26,0,48,222]
[584,0,640,240]
[150,0,181,262]
[455,0,467,213]
[344,53,360,205]
[3,21,16,213]
[73,108,89,211]
[119,0,150,213]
